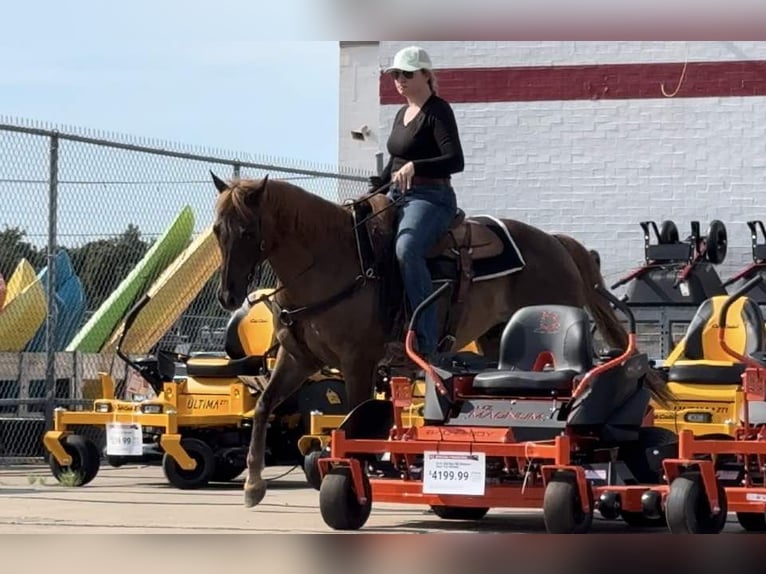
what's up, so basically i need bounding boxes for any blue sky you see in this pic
[0,1,340,167]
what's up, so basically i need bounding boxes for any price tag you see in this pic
[105,423,143,456]
[423,451,485,495]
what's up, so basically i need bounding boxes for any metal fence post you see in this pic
[44,133,60,431]
[233,162,241,179]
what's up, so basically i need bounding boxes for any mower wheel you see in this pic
[543,473,594,534]
[211,460,246,482]
[162,437,215,490]
[319,466,372,531]
[589,249,601,270]
[430,505,489,520]
[659,220,679,244]
[705,219,728,264]
[620,426,678,484]
[106,456,129,468]
[666,471,727,534]
[49,434,101,487]
[736,512,766,532]
[303,449,325,491]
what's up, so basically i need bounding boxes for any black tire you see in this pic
[319,466,372,531]
[705,219,728,264]
[106,456,129,468]
[619,427,678,484]
[621,510,666,528]
[659,220,679,244]
[211,460,246,482]
[431,505,489,520]
[666,471,728,534]
[620,426,678,484]
[589,249,601,271]
[692,435,737,469]
[49,434,101,487]
[162,437,215,490]
[303,449,325,491]
[736,512,766,532]
[543,474,594,534]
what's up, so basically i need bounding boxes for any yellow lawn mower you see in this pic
[651,293,766,439]
[43,289,348,489]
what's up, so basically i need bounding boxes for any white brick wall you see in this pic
[379,41,766,67]
[341,41,766,290]
[338,42,381,174]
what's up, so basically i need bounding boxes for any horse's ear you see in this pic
[211,171,228,194]
[248,174,269,202]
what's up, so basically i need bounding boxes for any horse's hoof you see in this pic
[244,479,267,508]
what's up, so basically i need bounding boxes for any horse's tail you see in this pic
[554,234,627,349]
[554,233,674,407]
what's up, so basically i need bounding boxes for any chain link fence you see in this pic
[0,117,369,462]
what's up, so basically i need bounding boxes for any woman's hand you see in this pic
[393,161,415,191]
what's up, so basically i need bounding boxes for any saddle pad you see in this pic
[430,215,525,282]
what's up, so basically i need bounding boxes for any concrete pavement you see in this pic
[0,463,750,534]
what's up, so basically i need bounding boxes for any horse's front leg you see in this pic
[244,346,316,508]
[341,354,380,410]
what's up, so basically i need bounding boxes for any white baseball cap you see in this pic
[384,46,433,73]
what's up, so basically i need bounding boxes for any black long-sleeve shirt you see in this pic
[379,94,465,184]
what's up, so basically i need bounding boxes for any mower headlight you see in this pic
[684,411,712,424]
[95,402,112,413]
[141,404,163,414]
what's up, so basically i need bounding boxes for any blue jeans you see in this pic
[389,183,458,356]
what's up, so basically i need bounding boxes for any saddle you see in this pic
[352,193,508,353]
[426,209,506,260]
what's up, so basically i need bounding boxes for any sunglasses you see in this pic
[391,70,416,80]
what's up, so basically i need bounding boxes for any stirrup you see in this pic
[436,334,456,353]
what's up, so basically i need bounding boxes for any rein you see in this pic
[345,181,401,231]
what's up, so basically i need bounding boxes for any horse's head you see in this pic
[211,171,271,310]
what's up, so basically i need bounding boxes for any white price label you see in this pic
[423,451,485,495]
[105,423,143,456]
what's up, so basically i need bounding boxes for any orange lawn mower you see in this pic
[314,281,679,532]
[658,275,766,533]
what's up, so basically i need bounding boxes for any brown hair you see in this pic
[423,69,438,95]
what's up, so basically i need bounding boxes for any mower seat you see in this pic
[183,288,276,379]
[472,305,593,397]
[665,295,765,384]
[223,289,277,359]
[667,361,745,384]
[185,354,267,379]
[471,369,579,396]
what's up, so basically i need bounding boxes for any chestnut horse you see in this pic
[210,174,670,508]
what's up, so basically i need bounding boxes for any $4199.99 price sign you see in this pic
[422,451,486,495]
[105,422,143,457]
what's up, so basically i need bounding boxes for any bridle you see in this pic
[233,180,397,328]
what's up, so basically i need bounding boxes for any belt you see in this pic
[411,176,451,186]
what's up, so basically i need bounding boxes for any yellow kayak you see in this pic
[0,259,47,351]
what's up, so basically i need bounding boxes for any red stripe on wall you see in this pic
[379,60,766,104]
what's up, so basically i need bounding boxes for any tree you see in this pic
[69,224,149,309]
[0,227,46,280]
[0,223,276,353]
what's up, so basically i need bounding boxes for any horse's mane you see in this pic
[216,177,353,243]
